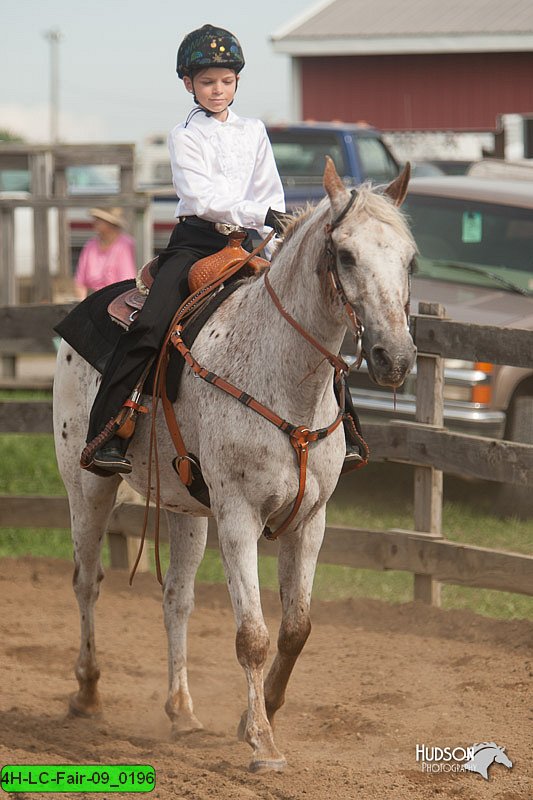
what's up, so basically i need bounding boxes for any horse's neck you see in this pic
[244,211,346,418]
[268,209,345,356]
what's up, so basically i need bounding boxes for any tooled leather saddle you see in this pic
[107,231,269,330]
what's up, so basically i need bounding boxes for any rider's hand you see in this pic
[265,208,291,235]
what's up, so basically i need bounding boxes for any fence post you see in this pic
[0,206,17,378]
[413,302,445,605]
[107,530,150,573]
[135,202,153,266]
[0,206,16,306]
[30,152,52,302]
[54,165,73,290]
[119,160,136,237]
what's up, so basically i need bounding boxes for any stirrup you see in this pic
[344,449,364,464]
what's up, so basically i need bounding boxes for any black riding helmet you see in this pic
[177,24,245,79]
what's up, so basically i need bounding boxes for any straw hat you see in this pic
[90,207,126,228]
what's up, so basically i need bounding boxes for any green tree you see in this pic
[0,129,25,142]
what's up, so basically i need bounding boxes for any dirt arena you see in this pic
[1,556,531,800]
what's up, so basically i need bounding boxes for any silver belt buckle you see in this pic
[214,222,245,236]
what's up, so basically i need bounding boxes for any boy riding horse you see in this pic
[79,24,364,475]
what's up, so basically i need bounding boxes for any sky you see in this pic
[1,0,314,146]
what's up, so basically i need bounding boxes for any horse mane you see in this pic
[275,182,415,259]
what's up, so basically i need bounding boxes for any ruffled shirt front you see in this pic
[168,108,285,236]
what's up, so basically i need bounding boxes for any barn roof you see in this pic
[272,0,533,55]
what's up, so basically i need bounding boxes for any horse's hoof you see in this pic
[249,757,287,774]
[170,714,204,738]
[68,693,102,719]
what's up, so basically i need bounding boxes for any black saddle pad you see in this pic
[54,279,242,402]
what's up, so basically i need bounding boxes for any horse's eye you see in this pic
[337,248,356,267]
[409,257,418,275]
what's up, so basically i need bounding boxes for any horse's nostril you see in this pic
[371,345,393,372]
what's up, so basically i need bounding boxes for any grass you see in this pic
[0,432,531,621]
[0,390,52,401]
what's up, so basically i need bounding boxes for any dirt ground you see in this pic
[0,556,531,800]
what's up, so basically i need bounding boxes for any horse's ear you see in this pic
[324,155,350,212]
[384,162,411,206]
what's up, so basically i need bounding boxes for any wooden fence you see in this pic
[1,302,532,606]
[0,143,152,305]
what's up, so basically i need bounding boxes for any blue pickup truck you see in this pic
[267,122,400,211]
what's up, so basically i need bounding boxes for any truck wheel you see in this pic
[497,395,533,519]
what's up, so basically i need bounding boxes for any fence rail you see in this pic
[1,303,532,604]
[412,314,533,367]
[1,496,531,598]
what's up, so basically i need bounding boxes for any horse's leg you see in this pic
[217,510,285,773]
[163,512,208,736]
[53,346,121,717]
[263,508,325,727]
[68,474,121,717]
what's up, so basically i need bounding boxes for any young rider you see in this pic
[82,24,288,474]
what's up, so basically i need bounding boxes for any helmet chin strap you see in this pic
[192,97,236,115]
[193,96,214,116]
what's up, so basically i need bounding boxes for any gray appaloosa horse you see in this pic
[53,159,417,772]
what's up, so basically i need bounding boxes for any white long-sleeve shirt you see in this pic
[168,108,285,237]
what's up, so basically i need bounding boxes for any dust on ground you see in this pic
[1,557,531,800]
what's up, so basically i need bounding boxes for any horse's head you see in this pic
[464,742,513,780]
[323,158,417,388]
[493,746,513,769]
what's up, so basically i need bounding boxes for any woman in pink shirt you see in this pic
[74,207,137,299]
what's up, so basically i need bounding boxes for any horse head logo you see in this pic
[464,742,513,780]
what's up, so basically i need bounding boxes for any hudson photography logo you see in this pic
[416,741,513,780]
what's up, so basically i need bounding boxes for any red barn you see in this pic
[271,0,533,133]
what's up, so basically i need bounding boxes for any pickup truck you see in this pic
[266,122,400,211]
[343,174,533,516]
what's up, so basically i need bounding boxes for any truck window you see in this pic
[404,193,533,291]
[268,132,348,184]
[357,136,399,183]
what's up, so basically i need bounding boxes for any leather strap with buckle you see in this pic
[179,215,246,237]
[214,222,246,236]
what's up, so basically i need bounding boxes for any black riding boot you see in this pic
[92,435,132,475]
[334,377,369,472]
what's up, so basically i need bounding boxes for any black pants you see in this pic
[87,220,253,442]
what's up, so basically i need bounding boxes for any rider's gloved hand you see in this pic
[264,207,291,235]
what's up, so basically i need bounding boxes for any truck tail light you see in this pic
[471,362,493,405]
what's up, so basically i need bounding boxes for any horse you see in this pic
[464,742,513,780]
[52,158,417,773]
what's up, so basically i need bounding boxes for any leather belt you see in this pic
[179,216,246,236]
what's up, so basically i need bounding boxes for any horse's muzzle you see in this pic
[367,342,417,388]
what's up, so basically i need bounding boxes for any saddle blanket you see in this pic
[54,278,242,401]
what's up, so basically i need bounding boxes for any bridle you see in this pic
[324,189,366,368]
[263,188,366,373]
